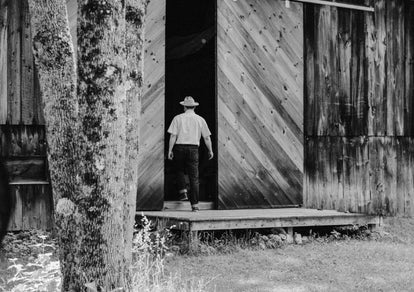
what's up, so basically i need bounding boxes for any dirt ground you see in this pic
[165,217,414,292]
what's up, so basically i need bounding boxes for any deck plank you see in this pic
[140,208,380,231]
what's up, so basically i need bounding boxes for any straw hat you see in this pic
[179,96,199,107]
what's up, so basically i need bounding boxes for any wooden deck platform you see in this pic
[140,208,381,232]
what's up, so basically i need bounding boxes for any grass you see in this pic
[0,218,208,292]
[1,217,413,291]
[164,217,414,292]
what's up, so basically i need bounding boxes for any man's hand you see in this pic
[208,151,214,160]
[168,151,174,160]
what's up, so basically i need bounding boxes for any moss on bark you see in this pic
[29,0,149,290]
[123,0,149,282]
[28,0,83,290]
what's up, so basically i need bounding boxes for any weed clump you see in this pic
[1,217,209,292]
[168,224,386,256]
[2,231,60,292]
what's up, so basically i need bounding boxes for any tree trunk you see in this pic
[76,0,129,290]
[123,0,149,272]
[28,0,84,289]
[29,0,149,290]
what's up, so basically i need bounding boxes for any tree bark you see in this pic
[29,0,149,290]
[28,0,84,289]
[123,0,149,274]
[77,0,129,290]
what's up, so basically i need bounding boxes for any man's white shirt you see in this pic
[167,110,211,146]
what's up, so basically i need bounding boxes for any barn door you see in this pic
[136,0,166,210]
[217,0,304,208]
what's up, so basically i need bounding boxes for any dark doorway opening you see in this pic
[165,0,217,203]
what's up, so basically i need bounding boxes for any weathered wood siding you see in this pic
[136,0,165,210]
[217,0,304,209]
[0,0,44,125]
[1,0,53,230]
[304,0,414,217]
[0,125,52,230]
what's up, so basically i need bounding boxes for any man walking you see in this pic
[167,96,214,212]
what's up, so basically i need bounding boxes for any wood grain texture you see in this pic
[405,3,414,137]
[0,125,46,156]
[6,158,47,182]
[305,137,414,216]
[217,0,303,209]
[386,0,405,136]
[1,0,46,125]
[32,65,45,124]
[0,0,7,124]
[136,0,165,210]
[306,0,412,137]
[365,0,386,136]
[21,0,35,124]
[305,0,413,136]
[7,185,22,231]
[143,208,379,232]
[304,0,414,217]
[7,0,21,124]
[305,4,368,136]
[8,184,53,231]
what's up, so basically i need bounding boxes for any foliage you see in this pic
[130,216,209,292]
[4,232,61,292]
[1,217,209,292]
[1,220,392,291]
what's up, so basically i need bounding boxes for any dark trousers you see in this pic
[173,145,199,205]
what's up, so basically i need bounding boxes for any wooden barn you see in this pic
[1,0,413,231]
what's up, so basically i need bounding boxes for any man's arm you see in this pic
[203,135,214,160]
[168,134,177,160]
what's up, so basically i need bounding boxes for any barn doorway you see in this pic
[164,0,217,203]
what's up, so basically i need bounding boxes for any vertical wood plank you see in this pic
[304,137,317,208]
[405,3,414,136]
[383,137,397,215]
[33,66,45,124]
[326,8,340,136]
[20,0,35,125]
[342,137,354,212]
[350,11,368,135]
[0,0,7,124]
[353,137,369,213]
[7,0,22,124]
[337,10,352,136]
[316,137,326,208]
[43,185,53,229]
[407,140,414,216]
[334,137,344,211]
[366,0,386,136]
[361,138,370,213]
[314,6,330,135]
[386,0,405,136]
[369,138,385,215]
[304,4,315,137]
[324,137,333,209]
[7,185,23,231]
[396,138,409,215]
[22,185,35,229]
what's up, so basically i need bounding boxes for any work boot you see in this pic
[178,190,188,201]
